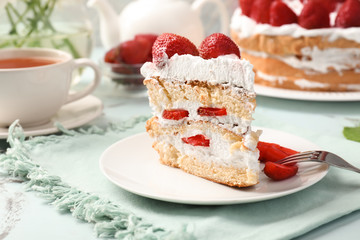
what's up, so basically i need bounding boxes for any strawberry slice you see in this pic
[264,162,299,181]
[259,141,299,180]
[198,33,240,59]
[162,109,189,120]
[197,107,227,116]
[182,134,210,147]
[335,0,360,28]
[152,33,199,65]
[298,0,330,29]
[239,0,254,17]
[257,141,299,163]
[269,0,298,26]
[250,0,274,24]
[278,145,298,156]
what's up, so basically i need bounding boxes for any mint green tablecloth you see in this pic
[1,89,360,240]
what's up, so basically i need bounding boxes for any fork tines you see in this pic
[276,151,321,165]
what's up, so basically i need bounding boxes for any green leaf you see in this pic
[343,126,360,143]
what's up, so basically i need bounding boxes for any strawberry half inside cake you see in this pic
[141,33,261,187]
[231,0,360,92]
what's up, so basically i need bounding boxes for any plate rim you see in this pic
[99,129,329,205]
[254,84,360,102]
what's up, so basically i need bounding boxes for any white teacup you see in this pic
[0,48,101,127]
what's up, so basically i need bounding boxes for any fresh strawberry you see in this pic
[134,34,158,45]
[104,34,158,65]
[298,0,330,29]
[302,0,345,12]
[197,107,227,116]
[264,161,299,181]
[335,0,360,28]
[257,141,299,163]
[324,0,343,12]
[134,34,158,62]
[239,0,254,17]
[269,0,298,26]
[104,47,121,63]
[199,33,240,59]
[152,33,199,65]
[119,39,150,64]
[182,134,210,147]
[250,0,274,24]
[162,109,189,120]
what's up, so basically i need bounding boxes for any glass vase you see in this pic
[0,0,93,59]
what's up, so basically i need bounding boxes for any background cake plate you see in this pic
[99,127,329,205]
[255,84,360,101]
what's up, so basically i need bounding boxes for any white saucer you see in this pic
[0,95,103,139]
[255,84,360,101]
[100,128,329,205]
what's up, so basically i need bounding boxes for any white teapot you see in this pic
[87,0,229,49]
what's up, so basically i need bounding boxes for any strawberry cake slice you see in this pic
[231,0,360,91]
[141,33,261,187]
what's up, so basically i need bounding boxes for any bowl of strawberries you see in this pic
[102,34,158,96]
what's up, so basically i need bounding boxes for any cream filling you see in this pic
[244,48,360,74]
[257,71,287,84]
[282,0,303,15]
[256,71,331,89]
[141,54,255,92]
[294,79,330,89]
[156,128,261,172]
[231,8,360,44]
[153,100,253,135]
[339,84,360,91]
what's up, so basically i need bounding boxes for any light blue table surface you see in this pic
[1,48,360,240]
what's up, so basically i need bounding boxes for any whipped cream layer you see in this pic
[156,127,261,172]
[231,8,360,43]
[155,100,254,135]
[141,54,255,92]
[245,47,360,73]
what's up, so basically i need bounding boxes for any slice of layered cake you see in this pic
[231,0,360,91]
[141,33,261,187]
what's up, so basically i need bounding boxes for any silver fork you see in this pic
[276,150,360,174]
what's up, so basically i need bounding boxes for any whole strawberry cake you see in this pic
[141,33,261,187]
[231,0,360,92]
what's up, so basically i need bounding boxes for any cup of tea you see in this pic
[0,48,101,127]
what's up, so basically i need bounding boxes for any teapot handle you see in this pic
[191,0,229,36]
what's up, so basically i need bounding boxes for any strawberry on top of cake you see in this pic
[231,0,360,92]
[141,33,261,187]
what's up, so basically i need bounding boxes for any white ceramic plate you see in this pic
[0,95,103,139]
[100,128,329,205]
[255,84,360,101]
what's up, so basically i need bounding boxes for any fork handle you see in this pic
[322,152,360,174]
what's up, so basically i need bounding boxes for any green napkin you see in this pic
[1,110,360,240]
